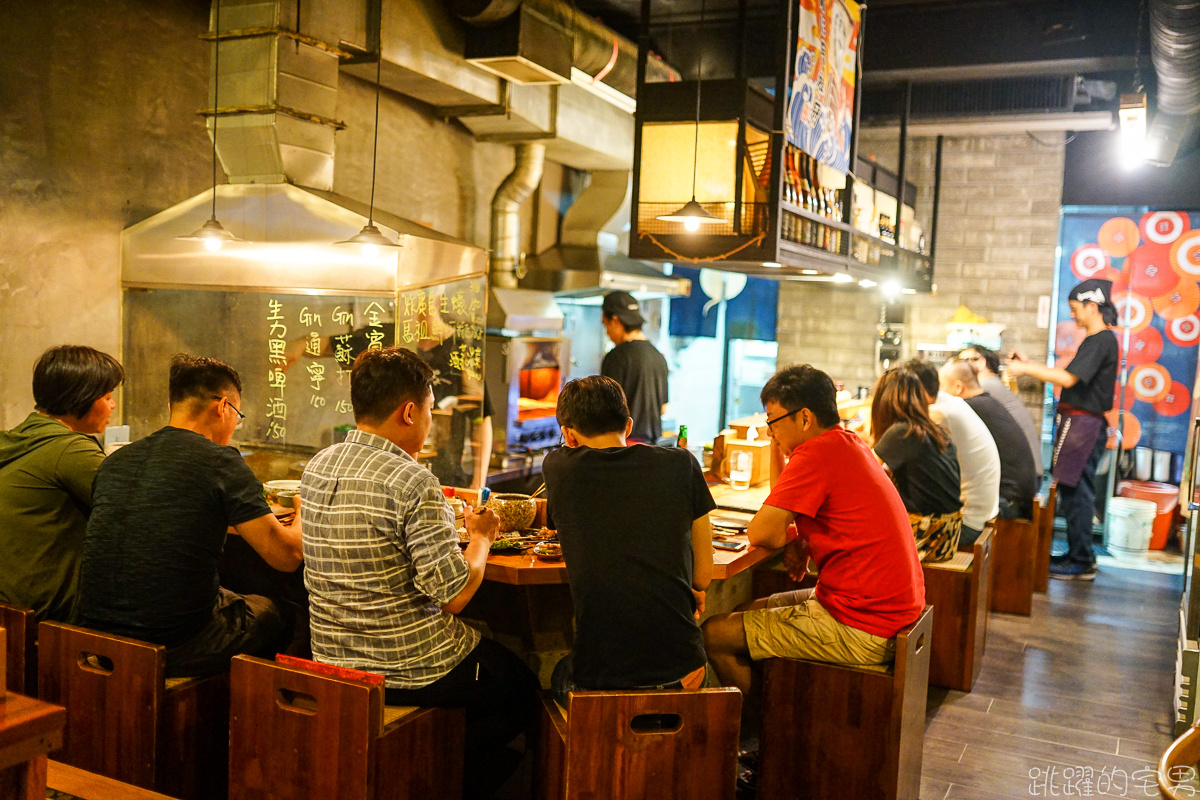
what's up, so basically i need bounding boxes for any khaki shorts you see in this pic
[742,589,895,667]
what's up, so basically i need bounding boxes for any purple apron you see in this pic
[1051,410,1106,488]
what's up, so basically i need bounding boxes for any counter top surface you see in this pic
[483,506,775,586]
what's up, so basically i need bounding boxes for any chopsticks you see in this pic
[531,483,546,499]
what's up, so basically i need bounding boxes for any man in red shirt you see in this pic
[703,364,925,694]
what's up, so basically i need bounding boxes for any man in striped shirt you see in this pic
[301,347,537,798]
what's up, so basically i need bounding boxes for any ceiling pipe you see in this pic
[491,143,546,288]
[1146,0,1200,166]
[451,0,679,97]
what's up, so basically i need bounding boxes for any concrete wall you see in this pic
[778,132,1064,425]
[0,0,536,429]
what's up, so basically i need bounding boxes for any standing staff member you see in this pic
[1009,279,1118,581]
[601,291,669,444]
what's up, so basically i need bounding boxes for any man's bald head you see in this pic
[939,359,981,398]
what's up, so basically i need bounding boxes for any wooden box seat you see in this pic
[922,529,993,691]
[979,499,1040,616]
[537,688,742,800]
[758,606,933,800]
[0,604,36,697]
[1034,486,1057,593]
[1158,719,1200,799]
[228,654,464,800]
[36,621,229,800]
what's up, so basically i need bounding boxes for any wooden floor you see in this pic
[920,564,1182,800]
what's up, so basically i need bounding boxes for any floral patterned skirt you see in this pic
[910,510,963,564]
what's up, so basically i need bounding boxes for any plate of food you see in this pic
[489,537,531,554]
[532,542,563,562]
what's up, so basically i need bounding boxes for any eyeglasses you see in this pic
[765,408,800,430]
[213,396,246,421]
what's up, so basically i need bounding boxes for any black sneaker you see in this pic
[1049,552,1069,565]
[1049,561,1097,581]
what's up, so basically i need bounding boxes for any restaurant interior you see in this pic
[3,0,1200,798]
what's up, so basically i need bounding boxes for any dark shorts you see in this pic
[165,587,288,678]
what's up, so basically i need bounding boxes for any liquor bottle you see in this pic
[783,147,796,205]
[678,425,688,450]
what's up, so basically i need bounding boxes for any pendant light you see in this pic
[656,0,722,232]
[178,0,243,252]
[333,51,398,255]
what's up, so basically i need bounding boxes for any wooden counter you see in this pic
[482,509,774,587]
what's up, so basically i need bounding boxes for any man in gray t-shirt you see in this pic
[960,345,1044,478]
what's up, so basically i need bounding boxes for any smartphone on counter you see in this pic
[713,540,748,552]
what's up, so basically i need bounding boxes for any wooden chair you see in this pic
[0,604,36,697]
[986,502,1039,616]
[537,688,742,800]
[36,621,229,800]
[923,528,993,691]
[45,761,176,800]
[228,654,464,800]
[1034,486,1057,593]
[758,605,934,800]
[1159,720,1200,798]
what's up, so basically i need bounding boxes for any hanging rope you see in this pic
[638,231,767,263]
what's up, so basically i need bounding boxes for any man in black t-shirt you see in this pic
[80,355,303,676]
[600,291,669,443]
[542,376,714,705]
[1010,279,1119,581]
[939,360,1038,520]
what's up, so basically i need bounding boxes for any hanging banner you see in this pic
[785,0,861,174]
[1054,208,1200,458]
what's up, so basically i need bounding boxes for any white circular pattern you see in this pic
[1175,233,1200,277]
[1145,211,1187,244]
[1170,314,1200,345]
[1134,368,1167,401]
[1071,245,1109,278]
[1115,295,1148,329]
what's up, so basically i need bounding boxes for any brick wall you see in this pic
[778,133,1064,424]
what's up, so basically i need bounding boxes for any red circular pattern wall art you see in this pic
[1152,279,1200,320]
[1171,230,1200,278]
[1116,325,1164,366]
[1130,363,1172,403]
[1070,244,1111,280]
[1125,243,1180,297]
[1140,211,1190,245]
[1167,314,1200,348]
[1098,217,1140,257]
[1154,381,1192,417]
[1112,291,1153,333]
[1055,321,1084,357]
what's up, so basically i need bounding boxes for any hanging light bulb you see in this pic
[178,0,244,250]
[334,47,399,253]
[656,0,723,233]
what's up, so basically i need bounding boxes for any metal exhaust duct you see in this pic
[451,0,679,97]
[491,143,546,288]
[1146,0,1200,166]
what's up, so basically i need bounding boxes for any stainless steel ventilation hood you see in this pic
[487,287,564,333]
[520,247,692,299]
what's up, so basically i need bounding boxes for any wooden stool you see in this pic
[923,528,993,691]
[537,688,742,800]
[987,507,1038,616]
[1158,719,1200,798]
[45,762,175,800]
[0,605,35,697]
[758,606,933,800]
[1034,487,1057,593]
[36,622,229,800]
[228,654,464,800]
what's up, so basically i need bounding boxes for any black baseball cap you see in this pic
[602,291,645,327]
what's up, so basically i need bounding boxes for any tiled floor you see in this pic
[920,565,1181,799]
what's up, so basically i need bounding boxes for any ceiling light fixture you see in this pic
[178,0,243,252]
[334,46,398,253]
[1118,92,1149,169]
[656,0,723,232]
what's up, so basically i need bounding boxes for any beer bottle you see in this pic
[678,425,688,450]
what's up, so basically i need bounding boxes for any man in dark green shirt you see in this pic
[0,345,123,622]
